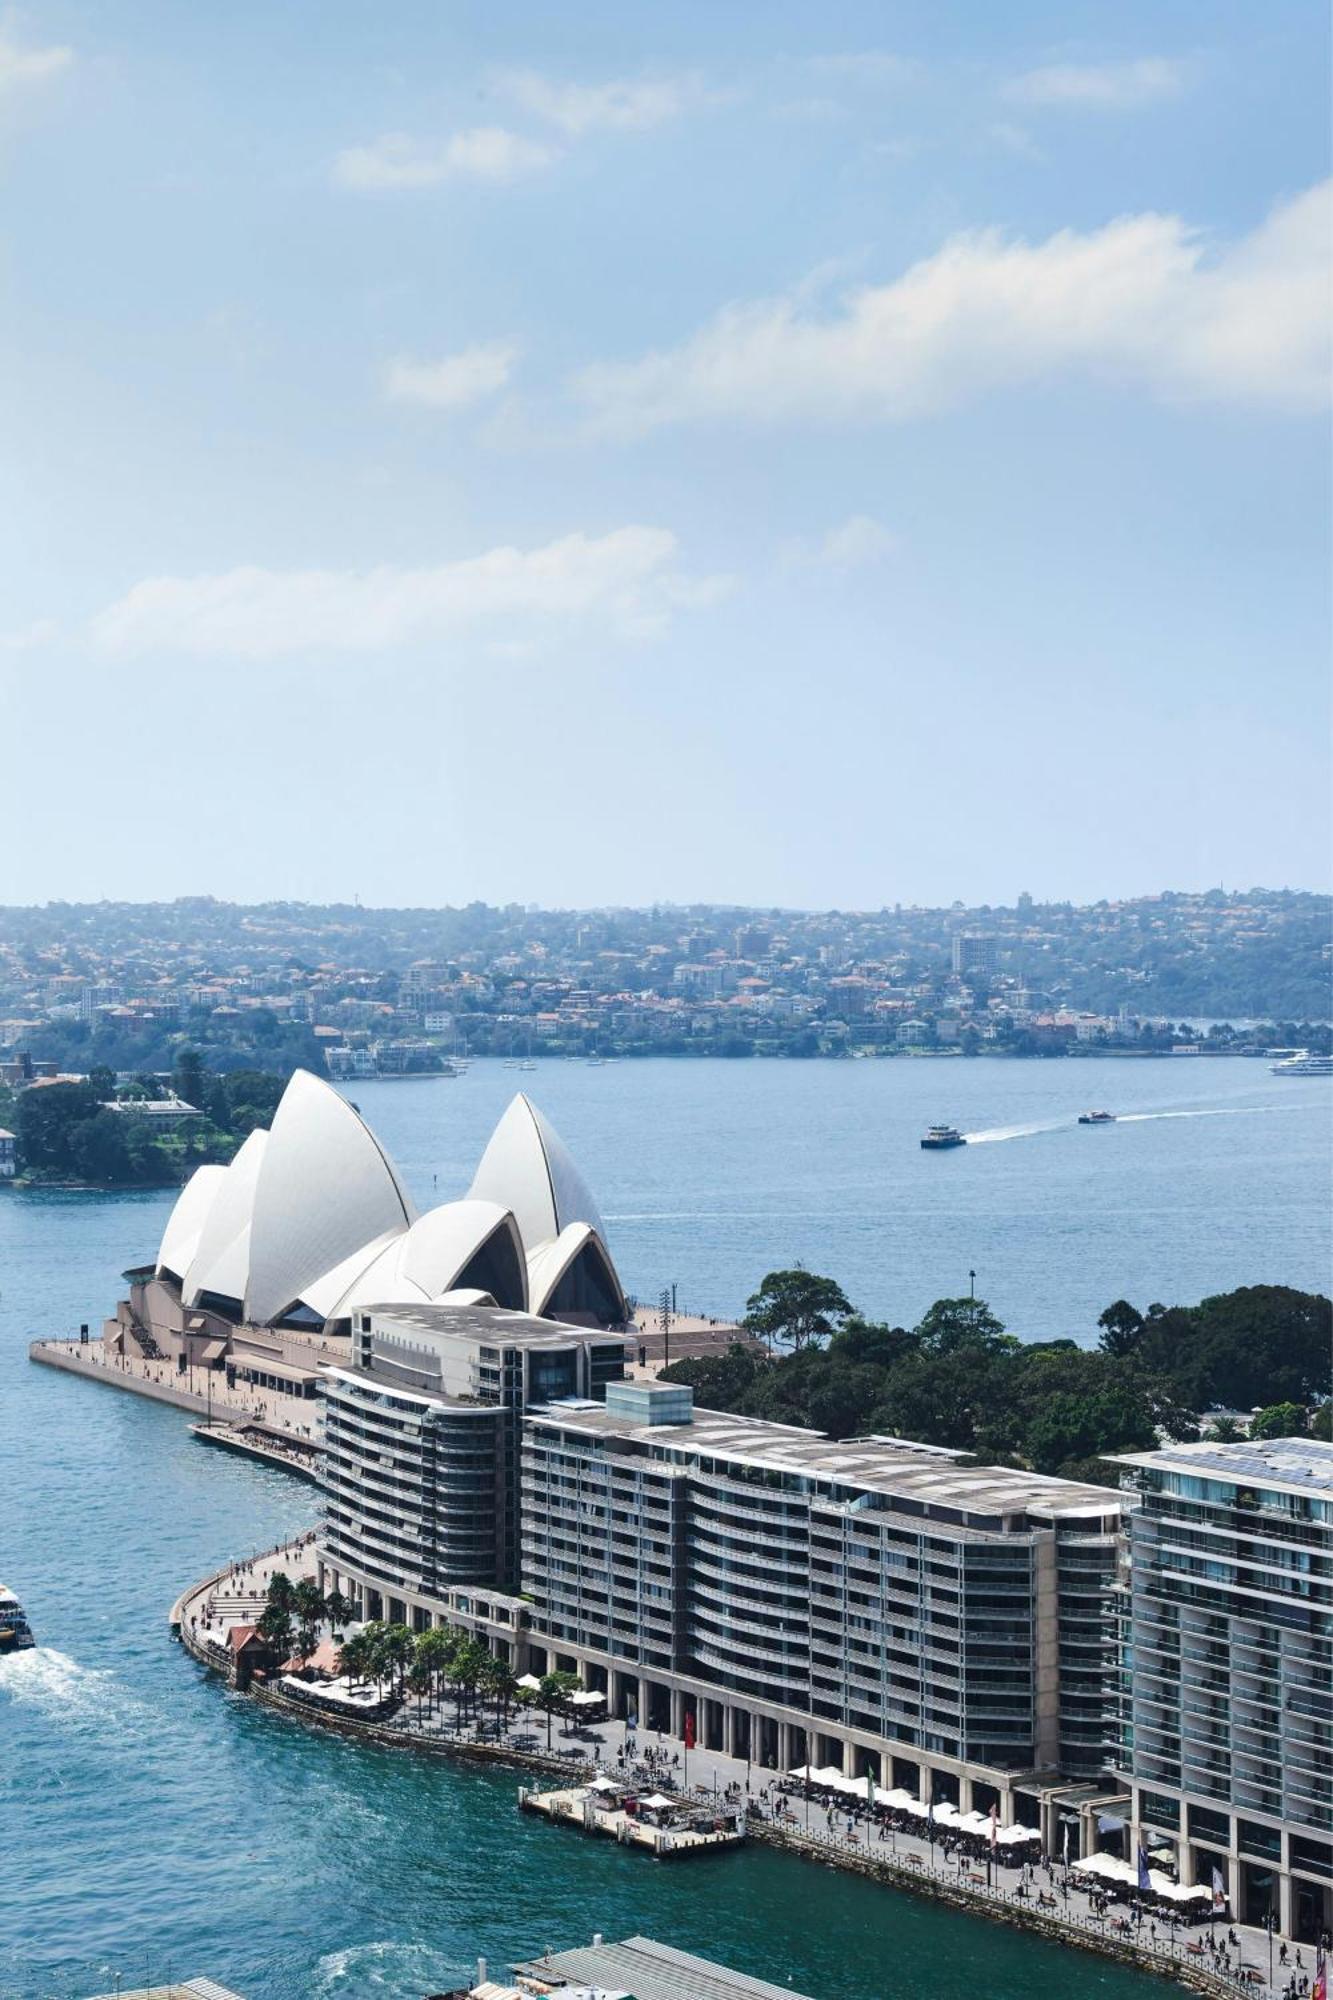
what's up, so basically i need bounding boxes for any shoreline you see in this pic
[170,1545,1263,2000]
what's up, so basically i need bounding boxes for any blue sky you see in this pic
[3,0,1329,908]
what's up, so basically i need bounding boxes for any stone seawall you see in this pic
[748,1822,1248,1997]
[32,1338,213,1418]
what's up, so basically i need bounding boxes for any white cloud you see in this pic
[498,68,717,136]
[1005,57,1188,109]
[334,127,554,191]
[0,617,56,650]
[807,52,919,85]
[90,528,730,659]
[804,515,899,569]
[573,181,1332,435]
[0,30,72,91]
[384,343,518,411]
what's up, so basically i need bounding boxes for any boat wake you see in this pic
[1116,1104,1302,1124]
[962,1119,1070,1144]
[312,1940,460,1994]
[0,1647,143,1730]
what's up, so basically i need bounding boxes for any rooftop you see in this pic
[508,1935,817,2000]
[528,1399,1123,1523]
[364,1301,629,1353]
[1114,1435,1333,1499]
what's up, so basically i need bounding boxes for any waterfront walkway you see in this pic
[173,1535,1306,1999]
[31,1338,317,1443]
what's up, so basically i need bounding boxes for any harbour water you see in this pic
[1,1057,1328,1999]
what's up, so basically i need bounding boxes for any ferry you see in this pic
[921,1125,966,1150]
[1078,1109,1116,1125]
[0,1585,34,1651]
[1271,1052,1333,1077]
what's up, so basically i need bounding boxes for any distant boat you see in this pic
[1078,1109,1116,1125]
[0,1584,34,1651]
[921,1125,966,1150]
[519,1060,537,1072]
[1271,1052,1333,1076]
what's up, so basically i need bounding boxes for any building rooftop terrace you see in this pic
[1114,1435,1333,1498]
[528,1398,1123,1521]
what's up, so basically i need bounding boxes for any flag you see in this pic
[1211,1867,1226,1914]
[1312,1944,1326,2000]
[1061,1821,1069,1866]
[989,1804,998,1849]
[683,1709,695,1750]
[1137,1845,1152,1894]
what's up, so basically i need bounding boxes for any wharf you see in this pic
[30,1337,317,1454]
[189,1420,321,1482]
[82,1983,245,2000]
[519,1777,746,1858]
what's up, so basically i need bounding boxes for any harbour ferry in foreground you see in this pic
[921,1125,966,1150]
[1078,1109,1116,1125]
[0,1585,34,1651]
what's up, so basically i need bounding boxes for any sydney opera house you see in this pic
[110,1070,628,1397]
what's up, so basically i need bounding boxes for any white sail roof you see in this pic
[182,1127,268,1308]
[526,1220,627,1321]
[243,1070,416,1326]
[156,1164,228,1285]
[322,1200,528,1321]
[468,1094,607,1255]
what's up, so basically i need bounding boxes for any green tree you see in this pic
[323,1587,356,1636]
[1097,1300,1144,1359]
[537,1669,580,1750]
[1207,1416,1245,1442]
[744,1269,853,1353]
[1310,1403,1331,1441]
[337,1630,370,1688]
[257,1601,294,1661]
[293,1578,326,1657]
[914,1295,1015,1357]
[1249,1402,1309,1440]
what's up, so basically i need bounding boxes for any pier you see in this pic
[519,1775,746,1858]
[30,1336,318,1455]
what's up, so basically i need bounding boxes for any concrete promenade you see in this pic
[30,1338,317,1442]
[171,1535,1300,2000]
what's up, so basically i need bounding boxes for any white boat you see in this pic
[1271,1052,1333,1076]
[0,1585,34,1651]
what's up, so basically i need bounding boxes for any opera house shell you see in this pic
[150,1069,627,1337]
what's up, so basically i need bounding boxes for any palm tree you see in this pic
[265,1571,297,1619]
[323,1587,356,1637]
[384,1624,416,1695]
[407,1657,432,1724]
[293,1579,326,1659]
[537,1670,580,1751]
[257,1601,294,1664]
[338,1630,371,1689]
[413,1627,454,1713]
[479,1655,517,1734]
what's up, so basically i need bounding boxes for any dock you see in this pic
[519,1775,745,1858]
[189,1420,321,1482]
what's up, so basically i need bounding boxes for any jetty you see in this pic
[188,1419,321,1482]
[435,1933,816,2000]
[519,1774,746,1858]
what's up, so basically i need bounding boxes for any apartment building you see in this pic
[318,1304,626,1619]
[1113,1437,1333,1943]
[519,1381,1126,1828]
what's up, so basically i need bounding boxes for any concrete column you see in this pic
[723,1705,737,1758]
[670,1688,686,1738]
[776,1722,794,1773]
[636,1677,651,1731]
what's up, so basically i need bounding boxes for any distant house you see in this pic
[0,1129,16,1179]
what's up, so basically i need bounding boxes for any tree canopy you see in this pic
[664,1280,1331,1484]
[744,1268,853,1351]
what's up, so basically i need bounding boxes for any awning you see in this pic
[237,1356,320,1387]
[198,1338,228,1362]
